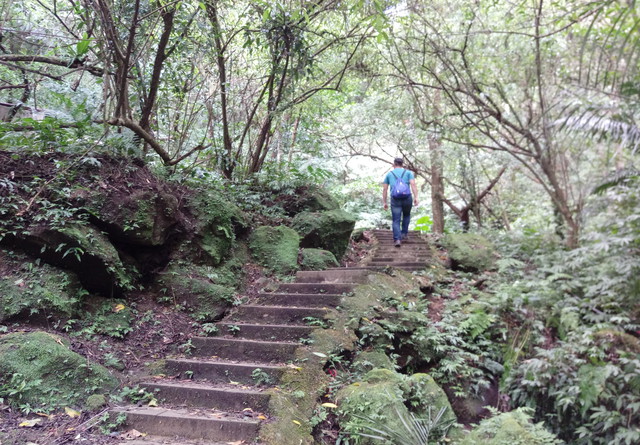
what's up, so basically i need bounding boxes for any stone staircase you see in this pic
[113,230,428,444]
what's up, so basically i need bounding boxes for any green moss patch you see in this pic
[292,209,356,259]
[0,331,118,411]
[249,226,300,274]
[443,233,496,272]
[299,248,338,270]
[0,250,84,322]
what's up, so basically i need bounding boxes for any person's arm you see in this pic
[382,183,389,210]
[410,179,419,206]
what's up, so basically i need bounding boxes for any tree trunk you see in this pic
[430,136,445,234]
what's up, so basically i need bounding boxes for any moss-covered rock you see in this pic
[249,226,300,274]
[156,261,236,321]
[88,189,180,246]
[299,248,339,270]
[0,249,84,322]
[280,185,341,216]
[443,233,496,272]
[0,331,118,410]
[187,194,247,266]
[336,371,408,444]
[460,408,562,444]
[352,351,395,374]
[292,210,356,259]
[336,368,455,444]
[402,373,457,425]
[17,223,136,296]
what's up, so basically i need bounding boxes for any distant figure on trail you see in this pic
[382,158,419,247]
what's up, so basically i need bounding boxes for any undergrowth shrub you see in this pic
[489,183,640,444]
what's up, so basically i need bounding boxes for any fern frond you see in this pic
[592,169,640,195]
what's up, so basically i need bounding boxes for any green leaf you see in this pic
[76,34,91,57]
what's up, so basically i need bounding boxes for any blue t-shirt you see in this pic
[384,168,415,189]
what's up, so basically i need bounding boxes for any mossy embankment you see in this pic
[0,151,358,442]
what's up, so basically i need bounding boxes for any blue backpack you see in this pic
[390,169,411,198]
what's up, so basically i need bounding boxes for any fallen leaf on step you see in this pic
[257,415,267,420]
[242,408,253,412]
[148,398,158,407]
[35,412,51,418]
[119,429,146,439]
[227,441,246,445]
[229,380,240,385]
[64,407,81,418]
[18,419,42,427]
[321,403,338,408]
[292,420,301,425]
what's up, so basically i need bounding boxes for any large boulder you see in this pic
[443,233,496,272]
[336,369,456,444]
[86,189,180,247]
[292,210,356,259]
[17,224,136,296]
[278,185,341,216]
[186,194,248,266]
[0,249,84,322]
[0,331,118,410]
[156,260,237,322]
[249,226,300,274]
[299,248,338,271]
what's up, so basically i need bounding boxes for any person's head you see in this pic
[393,157,404,167]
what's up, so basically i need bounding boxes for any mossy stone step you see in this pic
[295,269,369,283]
[216,322,314,341]
[166,358,285,384]
[257,292,343,307]
[274,282,355,294]
[230,305,329,324]
[191,337,299,362]
[142,381,270,413]
[112,407,260,442]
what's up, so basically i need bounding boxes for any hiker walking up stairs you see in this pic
[114,230,429,444]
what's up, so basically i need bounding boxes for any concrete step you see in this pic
[112,407,260,442]
[274,283,355,294]
[336,266,426,272]
[165,358,285,385]
[143,381,270,413]
[166,358,285,384]
[257,292,342,307]
[216,322,314,341]
[230,305,329,324]
[369,262,426,267]
[191,337,299,362]
[295,269,369,283]
[370,255,429,260]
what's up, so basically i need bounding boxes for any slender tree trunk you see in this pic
[430,137,445,234]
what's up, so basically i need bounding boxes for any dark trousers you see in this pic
[391,196,412,241]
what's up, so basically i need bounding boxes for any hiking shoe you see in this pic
[401,233,408,240]
[394,240,401,247]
